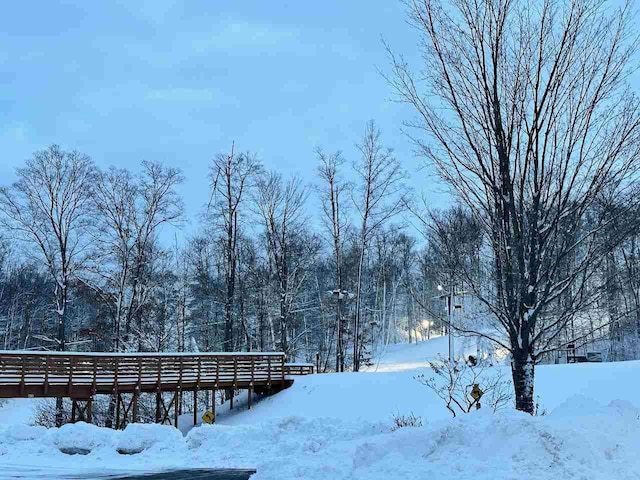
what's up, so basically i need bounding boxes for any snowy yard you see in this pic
[1,337,639,480]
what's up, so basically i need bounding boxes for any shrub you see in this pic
[391,411,423,431]
[415,354,513,417]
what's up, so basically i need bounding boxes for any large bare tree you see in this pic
[0,145,96,425]
[389,0,640,412]
[0,145,96,352]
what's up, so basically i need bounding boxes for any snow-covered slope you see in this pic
[369,334,485,372]
[216,359,640,426]
[1,338,639,479]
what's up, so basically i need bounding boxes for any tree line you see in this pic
[0,123,435,374]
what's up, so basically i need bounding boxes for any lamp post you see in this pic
[437,284,454,367]
[331,289,350,372]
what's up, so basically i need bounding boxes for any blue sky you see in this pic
[0,1,448,238]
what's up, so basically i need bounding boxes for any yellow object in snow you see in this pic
[202,411,215,424]
[471,384,484,401]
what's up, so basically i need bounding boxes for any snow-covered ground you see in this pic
[1,337,639,479]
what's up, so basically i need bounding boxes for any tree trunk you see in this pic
[353,244,366,372]
[55,283,66,427]
[280,290,288,357]
[335,295,343,372]
[511,351,535,414]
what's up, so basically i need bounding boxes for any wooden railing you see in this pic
[0,351,292,399]
[284,363,314,376]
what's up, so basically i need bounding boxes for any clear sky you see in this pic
[0,0,449,239]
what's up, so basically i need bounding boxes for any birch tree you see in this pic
[91,167,137,351]
[126,162,183,351]
[316,149,351,371]
[351,122,407,371]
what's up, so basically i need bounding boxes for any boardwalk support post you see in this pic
[71,398,93,424]
[193,390,198,426]
[132,389,139,424]
[115,392,121,429]
[155,391,162,423]
[174,387,180,428]
[211,388,216,423]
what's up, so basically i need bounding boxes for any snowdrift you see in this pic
[0,397,639,479]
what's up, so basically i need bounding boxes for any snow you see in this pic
[116,423,185,454]
[369,334,479,372]
[52,422,115,453]
[1,337,639,479]
[0,399,36,426]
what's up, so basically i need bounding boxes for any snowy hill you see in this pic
[218,338,640,425]
[1,337,639,479]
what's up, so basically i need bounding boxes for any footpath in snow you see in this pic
[1,336,639,479]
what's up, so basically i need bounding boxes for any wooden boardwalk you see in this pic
[0,351,313,428]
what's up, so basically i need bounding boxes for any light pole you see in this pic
[437,284,454,367]
[331,289,350,372]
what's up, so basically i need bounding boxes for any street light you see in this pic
[437,284,454,367]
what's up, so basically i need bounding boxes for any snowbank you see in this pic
[349,398,640,480]
[0,398,638,479]
[116,423,186,454]
[52,422,116,453]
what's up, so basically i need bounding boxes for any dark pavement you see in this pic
[106,470,256,480]
[3,468,256,480]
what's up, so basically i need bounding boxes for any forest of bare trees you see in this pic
[0,124,433,374]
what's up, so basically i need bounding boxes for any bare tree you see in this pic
[91,162,183,352]
[90,167,138,352]
[0,145,96,425]
[389,0,640,412]
[351,121,407,371]
[254,172,310,357]
[316,149,351,371]
[208,145,261,353]
[127,161,183,352]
